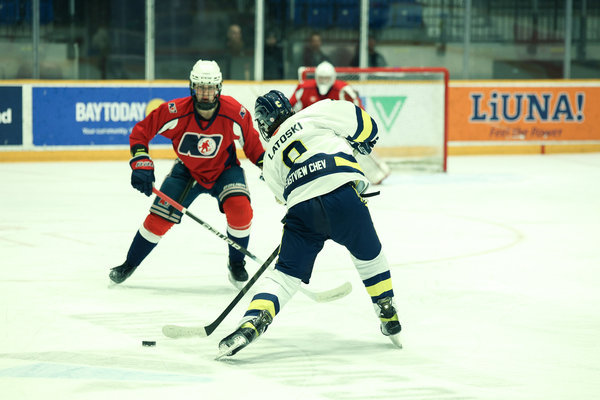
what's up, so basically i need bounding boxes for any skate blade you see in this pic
[388,333,403,349]
[227,273,246,290]
[214,335,247,361]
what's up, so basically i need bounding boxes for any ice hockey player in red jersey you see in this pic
[289,61,363,111]
[290,61,390,184]
[109,59,265,289]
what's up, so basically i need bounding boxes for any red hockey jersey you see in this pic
[289,79,364,111]
[130,95,264,189]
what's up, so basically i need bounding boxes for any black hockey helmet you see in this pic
[254,90,293,142]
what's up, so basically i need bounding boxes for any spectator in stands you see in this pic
[351,36,387,68]
[302,32,331,67]
[91,25,110,79]
[222,23,253,80]
[263,31,283,80]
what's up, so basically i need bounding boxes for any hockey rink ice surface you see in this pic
[1,153,599,400]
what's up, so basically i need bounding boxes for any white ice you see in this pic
[1,154,599,400]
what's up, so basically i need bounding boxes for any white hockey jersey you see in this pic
[262,99,378,208]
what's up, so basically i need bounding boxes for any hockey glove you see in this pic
[349,136,378,156]
[130,152,155,196]
[256,153,265,181]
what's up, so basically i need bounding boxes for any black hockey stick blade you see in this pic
[361,191,380,198]
[162,245,280,339]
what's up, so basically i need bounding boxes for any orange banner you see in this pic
[449,82,600,141]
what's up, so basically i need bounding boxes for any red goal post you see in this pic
[299,66,449,172]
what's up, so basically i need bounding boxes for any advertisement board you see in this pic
[32,86,189,146]
[359,83,445,147]
[0,86,23,146]
[449,82,600,142]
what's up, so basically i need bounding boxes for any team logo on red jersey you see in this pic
[168,102,177,113]
[239,106,247,119]
[197,137,217,155]
[178,132,222,158]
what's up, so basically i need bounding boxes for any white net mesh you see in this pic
[300,67,448,172]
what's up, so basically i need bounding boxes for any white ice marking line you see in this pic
[0,362,212,383]
[43,232,95,245]
[391,212,524,267]
[0,235,36,246]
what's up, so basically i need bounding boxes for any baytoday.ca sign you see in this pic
[32,86,188,146]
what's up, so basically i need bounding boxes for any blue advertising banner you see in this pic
[32,86,189,145]
[0,86,23,146]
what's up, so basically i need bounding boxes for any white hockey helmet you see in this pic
[315,61,336,95]
[189,60,223,110]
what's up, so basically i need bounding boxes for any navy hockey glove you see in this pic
[349,136,378,155]
[129,152,155,196]
[256,153,265,181]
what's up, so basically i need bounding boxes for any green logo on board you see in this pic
[370,96,406,131]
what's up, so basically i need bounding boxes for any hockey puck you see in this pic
[142,340,156,347]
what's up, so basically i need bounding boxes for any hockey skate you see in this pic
[227,259,249,289]
[109,261,138,284]
[216,309,273,360]
[376,297,402,348]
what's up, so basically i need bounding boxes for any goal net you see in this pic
[299,66,449,172]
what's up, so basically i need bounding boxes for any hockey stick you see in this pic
[151,187,352,303]
[162,245,280,338]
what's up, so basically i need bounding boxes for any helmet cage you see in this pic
[189,60,223,110]
[315,61,336,95]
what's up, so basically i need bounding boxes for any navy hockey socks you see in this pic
[227,232,249,264]
[126,231,158,267]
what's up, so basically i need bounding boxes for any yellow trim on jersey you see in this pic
[334,156,364,172]
[248,299,277,317]
[355,109,374,143]
[366,279,393,298]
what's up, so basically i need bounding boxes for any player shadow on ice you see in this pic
[214,335,398,365]
[108,283,236,297]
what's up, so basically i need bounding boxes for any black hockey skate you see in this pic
[216,309,273,359]
[376,297,402,348]
[109,261,138,284]
[227,259,249,289]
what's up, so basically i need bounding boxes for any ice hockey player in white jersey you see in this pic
[217,90,402,359]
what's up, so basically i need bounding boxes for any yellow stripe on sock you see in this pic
[241,322,259,335]
[366,279,393,298]
[248,299,276,318]
[380,314,399,323]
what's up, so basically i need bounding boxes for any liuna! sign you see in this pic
[449,82,600,142]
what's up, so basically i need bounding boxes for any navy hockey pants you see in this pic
[150,159,250,224]
[276,183,382,284]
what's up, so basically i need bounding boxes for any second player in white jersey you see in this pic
[262,99,376,208]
